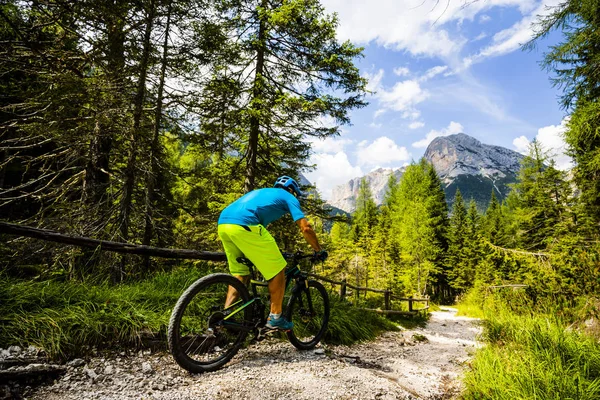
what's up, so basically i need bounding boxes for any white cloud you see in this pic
[308,136,354,154]
[374,108,386,119]
[409,121,425,130]
[305,152,363,200]
[463,0,564,69]
[377,79,429,116]
[513,135,530,154]
[437,76,512,121]
[413,121,464,148]
[357,136,411,167]
[365,68,384,93]
[512,118,573,170]
[321,0,539,59]
[393,67,410,77]
[419,65,449,82]
[367,68,430,119]
[473,32,488,41]
[402,110,422,120]
[479,14,492,23]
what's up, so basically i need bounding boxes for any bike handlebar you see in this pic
[282,251,319,262]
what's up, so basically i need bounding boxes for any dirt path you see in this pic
[27,308,480,400]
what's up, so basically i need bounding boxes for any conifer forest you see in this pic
[1,0,600,398]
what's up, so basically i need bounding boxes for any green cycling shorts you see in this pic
[217,224,287,281]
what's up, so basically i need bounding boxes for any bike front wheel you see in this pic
[168,273,252,373]
[286,280,330,350]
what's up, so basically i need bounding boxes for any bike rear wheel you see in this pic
[168,273,252,373]
[286,280,330,350]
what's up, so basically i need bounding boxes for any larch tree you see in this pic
[207,0,368,193]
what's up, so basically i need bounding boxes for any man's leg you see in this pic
[225,275,250,308]
[218,225,251,308]
[267,269,285,314]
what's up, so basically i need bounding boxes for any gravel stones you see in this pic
[141,362,153,375]
[7,346,22,356]
[66,359,86,368]
[23,308,480,400]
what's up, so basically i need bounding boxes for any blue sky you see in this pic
[303,0,571,199]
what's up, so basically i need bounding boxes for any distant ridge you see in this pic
[328,133,523,212]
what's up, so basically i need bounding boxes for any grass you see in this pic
[0,266,213,358]
[324,295,400,345]
[0,267,405,358]
[458,289,600,399]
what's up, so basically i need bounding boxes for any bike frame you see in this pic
[220,253,315,332]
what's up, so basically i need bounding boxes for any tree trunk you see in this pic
[117,0,156,281]
[83,0,126,207]
[83,120,111,204]
[244,0,267,193]
[78,1,127,279]
[143,0,172,271]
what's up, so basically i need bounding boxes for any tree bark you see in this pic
[83,0,126,206]
[0,221,227,261]
[244,0,267,193]
[117,0,156,281]
[142,0,172,271]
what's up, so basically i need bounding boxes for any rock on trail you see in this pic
[21,307,480,400]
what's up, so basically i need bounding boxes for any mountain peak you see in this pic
[431,132,481,147]
[328,132,524,213]
[424,133,522,179]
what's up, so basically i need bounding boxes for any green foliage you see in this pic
[324,295,399,345]
[447,190,478,291]
[509,140,572,250]
[0,267,401,357]
[566,100,600,229]
[0,265,220,358]
[528,0,600,232]
[391,159,449,297]
[204,0,368,191]
[461,291,600,400]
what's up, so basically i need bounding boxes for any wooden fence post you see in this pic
[339,279,347,300]
[384,290,390,311]
[408,296,413,313]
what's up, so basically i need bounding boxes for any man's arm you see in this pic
[296,218,322,252]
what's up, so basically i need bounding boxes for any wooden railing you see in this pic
[0,221,429,316]
[309,273,429,316]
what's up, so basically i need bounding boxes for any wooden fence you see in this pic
[309,273,429,316]
[0,221,429,316]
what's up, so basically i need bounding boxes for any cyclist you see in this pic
[218,176,328,331]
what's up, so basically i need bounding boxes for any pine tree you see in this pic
[205,0,368,192]
[425,161,450,301]
[447,189,469,290]
[511,140,571,250]
[528,0,600,231]
[390,159,448,296]
[350,178,378,291]
[483,190,505,245]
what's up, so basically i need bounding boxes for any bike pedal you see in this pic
[256,328,279,341]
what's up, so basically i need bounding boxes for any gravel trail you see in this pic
[19,307,480,400]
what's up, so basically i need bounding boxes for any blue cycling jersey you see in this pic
[218,188,305,227]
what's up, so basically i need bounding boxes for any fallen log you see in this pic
[0,363,66,381]
[0,221,226,261]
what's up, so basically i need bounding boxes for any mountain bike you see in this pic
[167,252,330,373]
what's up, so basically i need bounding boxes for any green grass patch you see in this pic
[0,269,402,358]
[324,295,400,345]
[459,289,600,399]
[0,266,211,358]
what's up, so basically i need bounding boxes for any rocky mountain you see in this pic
[328,167,405,214]
[329,133,523,213]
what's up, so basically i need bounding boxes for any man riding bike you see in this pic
[217,176,328,330]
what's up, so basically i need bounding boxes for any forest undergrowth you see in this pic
[458,288,600,399]
[0,264,400,359]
